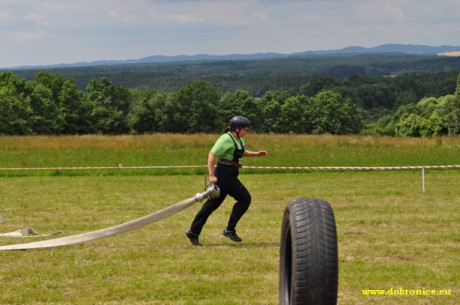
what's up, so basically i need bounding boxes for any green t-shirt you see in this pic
[210,133,246,160]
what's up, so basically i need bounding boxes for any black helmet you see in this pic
[229,116,251,130]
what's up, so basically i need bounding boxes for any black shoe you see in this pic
[222,228,242,242]
[186,230,201,246]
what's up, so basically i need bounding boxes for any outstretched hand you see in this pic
[257,151,268,157]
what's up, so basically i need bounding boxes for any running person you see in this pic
[186,116,267,245]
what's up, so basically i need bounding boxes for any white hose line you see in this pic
[0,227,62,237]
[0,185,220,251]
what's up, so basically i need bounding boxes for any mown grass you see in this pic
[0,135,459,304]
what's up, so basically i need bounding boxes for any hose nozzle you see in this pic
[195,184,220,202]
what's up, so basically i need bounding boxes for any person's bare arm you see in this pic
[244,150,268,157]
[208,152,218,183]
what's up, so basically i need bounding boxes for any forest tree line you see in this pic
[1,70,459,136]
[13,53,460,95]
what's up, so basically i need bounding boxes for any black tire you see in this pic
[279,198,338,305]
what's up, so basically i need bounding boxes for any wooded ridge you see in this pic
[1,52,460,137]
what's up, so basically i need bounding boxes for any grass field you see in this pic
[0,134,459,304]
[1,134,459,171]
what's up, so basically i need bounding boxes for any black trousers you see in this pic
[190,164,251,235]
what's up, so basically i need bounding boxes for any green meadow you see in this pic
[0,134,459,174]
[0,134,459,304]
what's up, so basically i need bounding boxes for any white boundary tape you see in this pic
[242,164,460,193]
[0,165,206,171]
[2,164,457,194]
[0,164,459,171]
[242,164,460,170]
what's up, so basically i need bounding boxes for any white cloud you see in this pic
[24,12,52,26]
[163,13,204,24]
[14,30,52,44]
[0,11,11,21]
[251,11,269,23]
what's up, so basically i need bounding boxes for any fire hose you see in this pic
[0,184,220,251]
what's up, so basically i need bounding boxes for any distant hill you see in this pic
[298,43,460,55]
[9,51,460,95]
[7,43,460,70]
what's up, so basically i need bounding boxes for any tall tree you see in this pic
[219,90,262,131]
[174,80,221,133]
[0,72,33,135]
[279,95,310,133]
[29,81,60,134]
[395,113,426,137]
[85,78,130,134]
[447,73,460,135]
[127,89,171,133]
[308,90,363,134]
[259,91,291,133]
[58,78,87,134]
[28,72,87,134]
[456,73,460,97]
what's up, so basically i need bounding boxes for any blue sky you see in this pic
[1,0,460,67]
